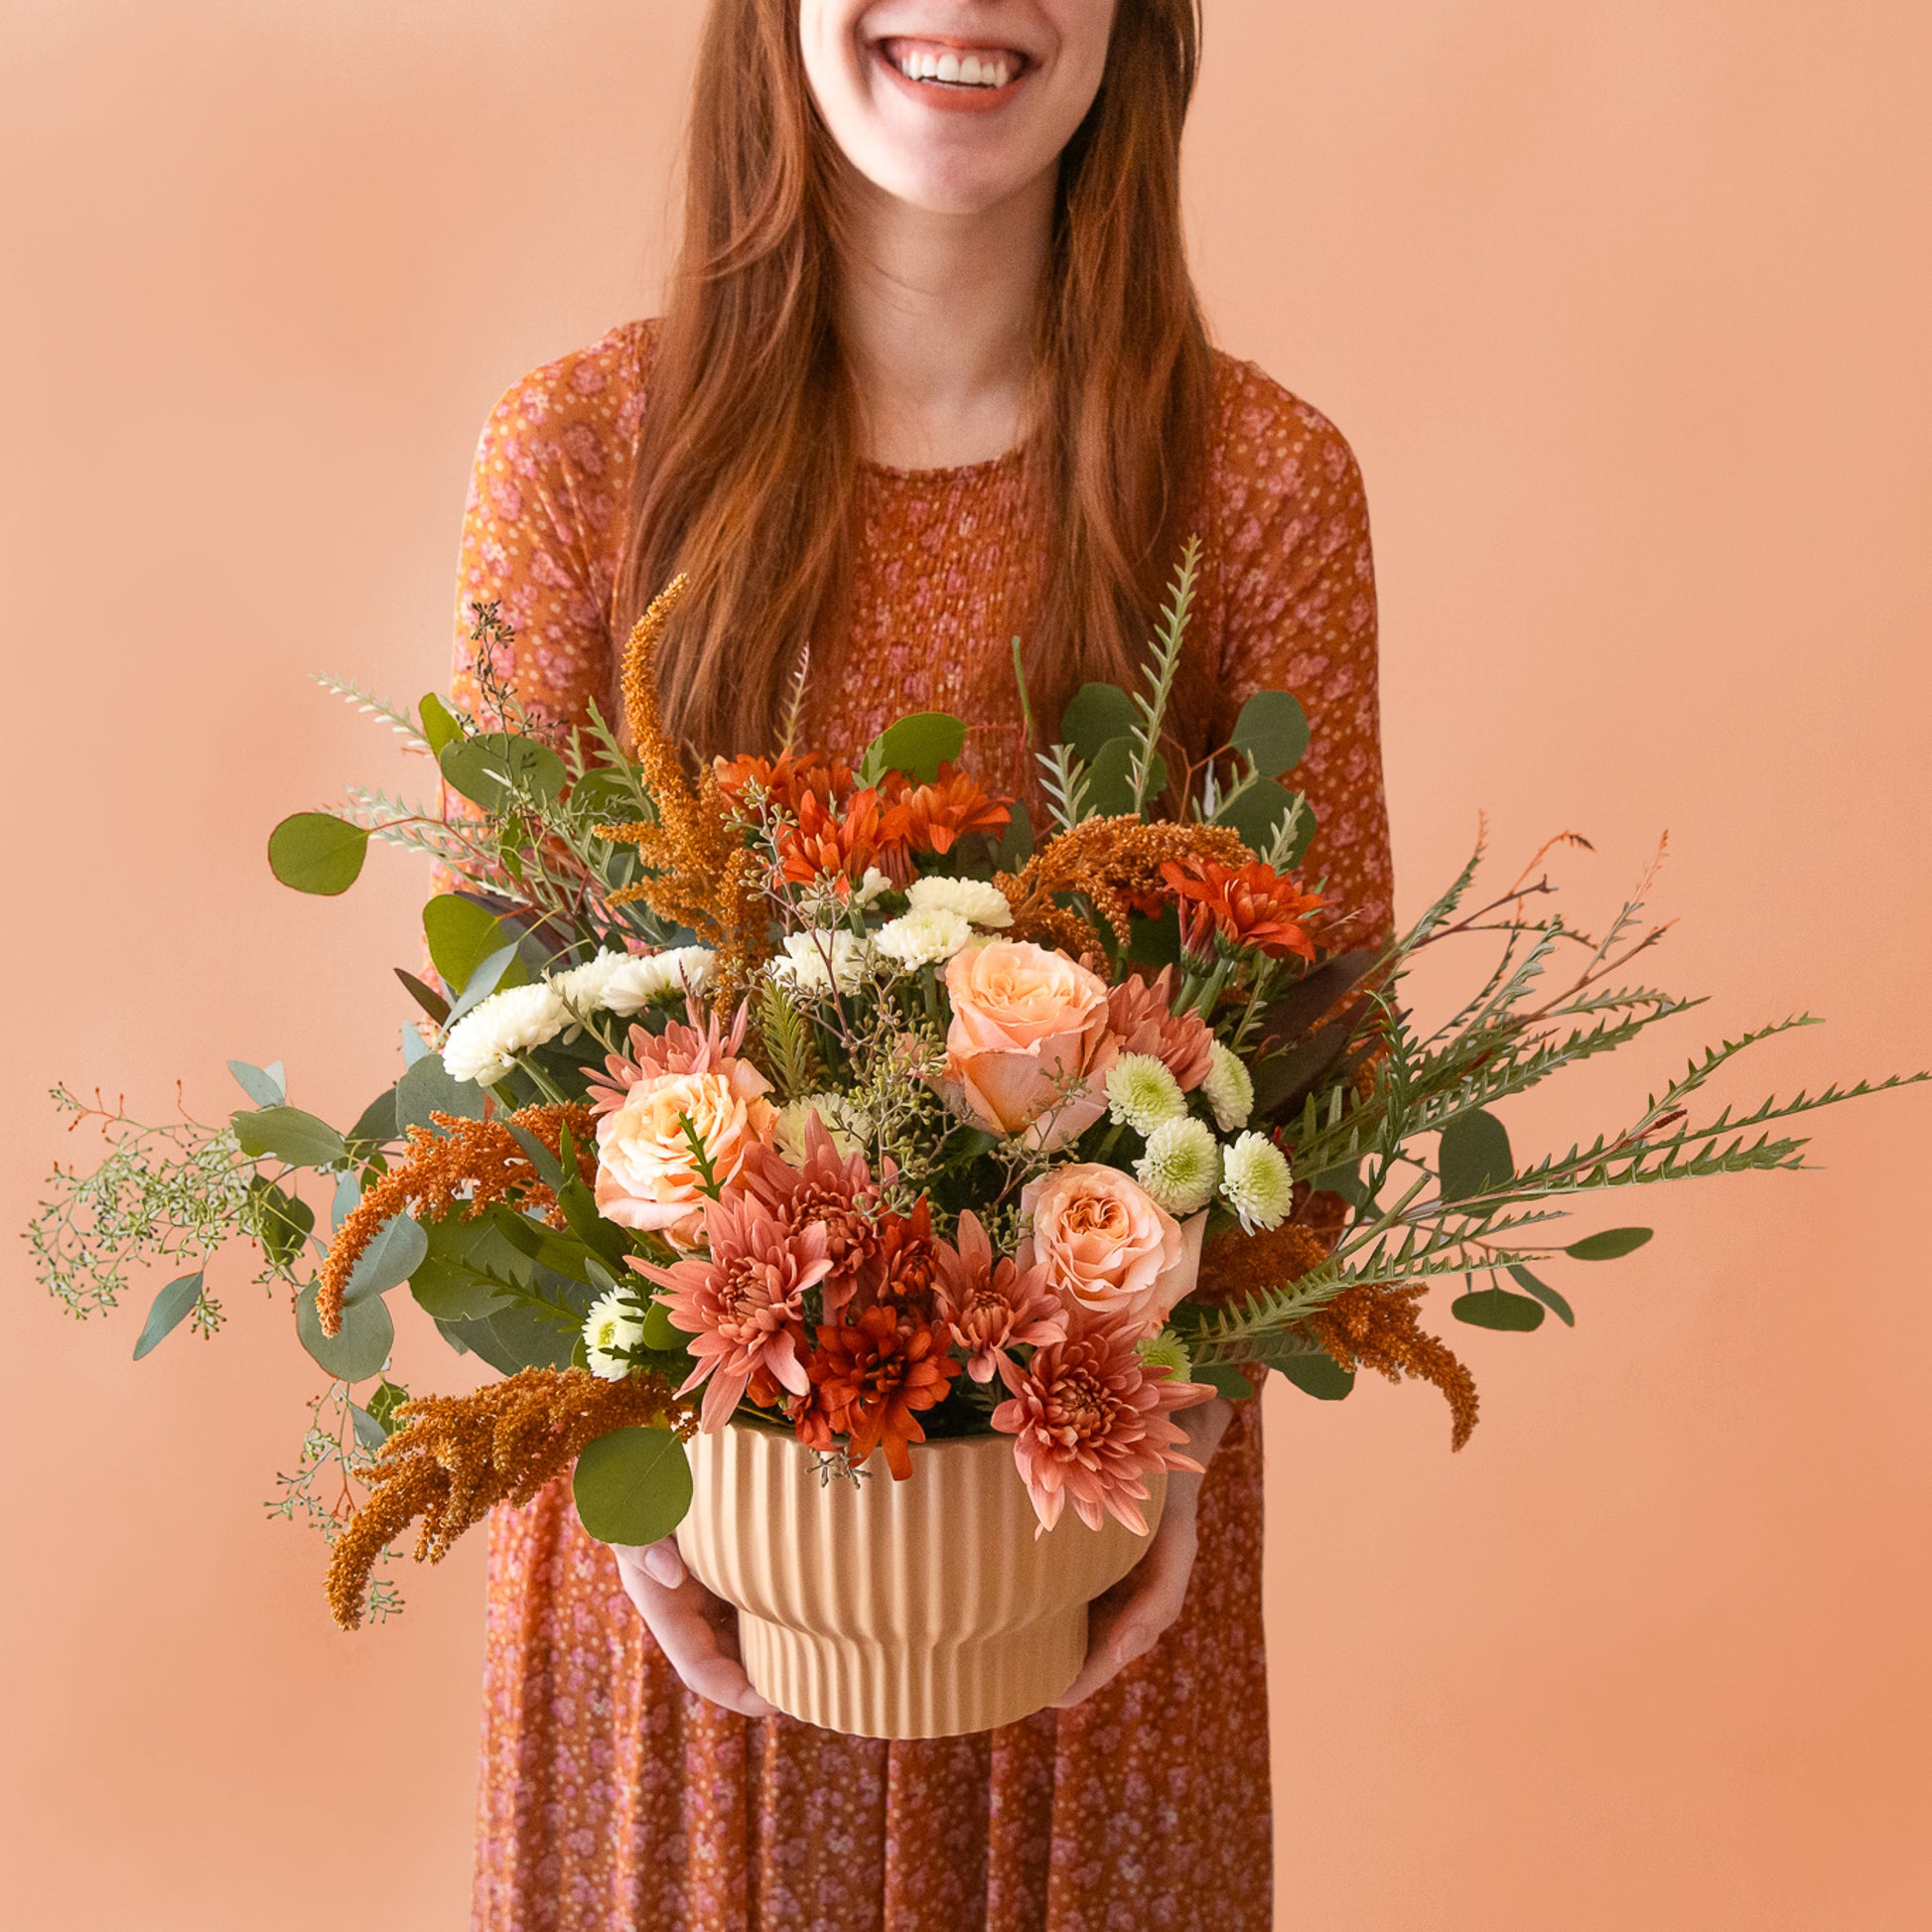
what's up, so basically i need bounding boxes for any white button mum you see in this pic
[772,928,874,995]
[875,905,974,971]
[1105,1052,1188,1136]
[905,875,1012,929]
[582,1286,646,1381]
[1135,1115,1220,1215]
[442,980,569,1086]
[1202,1041,1255,1132]
[1221,1131,1294,1232]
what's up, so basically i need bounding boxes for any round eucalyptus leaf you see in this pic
[1212,778,1301,858]
[267,813,368,896]
[421,894,530,999]
[439,732,567,807]
[1565,1227,1654,1262]
[343,1212,430,1306]
[1058,683,1138,762]
[1451,1288,1546,1331]
[297,1281,394,1382]
[1086,735,1166,817]
[1229,689,1310,776]
[573,1427,694,1547]
[1278,1350,1356,1401]
[1439,1109,1513,1204]
[864,711,968,785]
[418,691,465,758]
[639,1299,686,1352]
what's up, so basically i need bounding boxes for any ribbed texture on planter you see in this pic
[676,1424,1164,1739]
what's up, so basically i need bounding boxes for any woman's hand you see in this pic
[612,1537,777,1719]
[1048,1395,1234,1710]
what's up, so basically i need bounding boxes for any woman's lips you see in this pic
[872,36,1033,114]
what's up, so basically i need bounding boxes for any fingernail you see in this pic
[643,1546,684,1587]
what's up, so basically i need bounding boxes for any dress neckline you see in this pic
[858,442,1027,484]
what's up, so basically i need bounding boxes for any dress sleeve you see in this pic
[1211,363,1395,946]
[450,322,647,733]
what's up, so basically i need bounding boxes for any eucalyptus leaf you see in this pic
[1212,777,1301,857]
[366,1379,410,1432]
[572,1427,694,1546]
[1058,683,1138,762]
[407,1216,525,1322]
[439,732,567,808]
[418,691,464,758]
[1277,1351,1356,1401]
[444,941,522,1025]
[132,1272,205,1361]
[226,1059,287,1108]
[1451,1288,1546,1331]
[343,1212,429,1306]
[1086,735,1165,817]
[483,1299,580,1372]
[1124,904,1181,969]
[345,1085,398,1152]
[1439,1109,1513,1204]
[231,1106,346,1170]
[1566,1227,1654,1261]
[1187,1362,1257,1402]
[396,1051,486,1131]
[296,1281,393,1382]
[1229,689,1310,775]
[247,1176,315,1268]
[990,796,1034,872]
[861,711,968,786]
[331,1170,363,1232]
[421,894,530,999]
[400,1023,430,1067]
[267,812,368,896]
[1508,1265,1576,1325]
[639,1299,687,1353]
[348,1402,386,1452]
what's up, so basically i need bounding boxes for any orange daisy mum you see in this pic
[713,750,856,824]
[774,785,891,892]
[1161,856,1324,964]
[880,761,1012,861]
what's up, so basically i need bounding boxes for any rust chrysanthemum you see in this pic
[796,1304,961,1479]
[739,1112,886,1316]
[1106,966,1216,1090]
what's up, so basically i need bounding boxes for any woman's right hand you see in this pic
[611,1538,777,1719]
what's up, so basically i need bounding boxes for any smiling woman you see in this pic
[456,1,1389,1927]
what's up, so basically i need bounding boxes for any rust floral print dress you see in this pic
[453,320,1393,1932]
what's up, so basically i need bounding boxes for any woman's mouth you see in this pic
[875,36,1031,98]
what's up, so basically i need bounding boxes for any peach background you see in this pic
[5,3,1929,1926]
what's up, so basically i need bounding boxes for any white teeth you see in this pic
[894,47,1018,88]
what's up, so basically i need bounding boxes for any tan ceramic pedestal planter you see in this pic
[676,1422,1164,1739]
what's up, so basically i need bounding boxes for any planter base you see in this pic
[736,1602,1092,1740]
[678,1424,1163,1739]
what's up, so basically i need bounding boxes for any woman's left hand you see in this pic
[1048,1394,1234,1710]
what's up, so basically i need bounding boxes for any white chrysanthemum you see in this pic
[854,867,896,908]
[773,1090,868,1163]
[772,927,874,995]
[1137,1327,1194,1381]
[1105,1052,1188,1136]
[1135,1116,1220,1215]
[582,1287,646,1382]
[601,945,714,1016]
[442,981,569,1086]
[1220,1131,1294,1233]
[548,950,630,1021]
[1202,1041,1255,1132]
[875,905,974,971]
[905,875,1013,929]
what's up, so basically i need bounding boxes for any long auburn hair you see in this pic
[617,0,1215,758]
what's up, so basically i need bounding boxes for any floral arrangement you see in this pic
[30,548,1922,1630]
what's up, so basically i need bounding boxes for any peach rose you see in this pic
[942,940,1117,1146]
[1019,1165,1208,1337]
[595,1065,777,1247]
